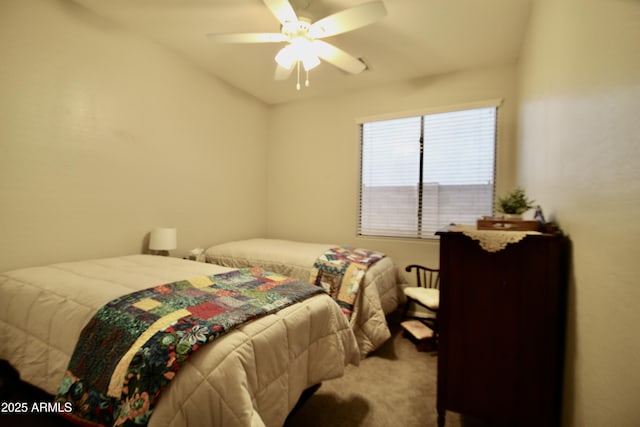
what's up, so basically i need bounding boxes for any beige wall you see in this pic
[267,64,520,281]
[518,0,640,425]
[0,0,270,272]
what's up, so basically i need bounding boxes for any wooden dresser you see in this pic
[436,229,568,426]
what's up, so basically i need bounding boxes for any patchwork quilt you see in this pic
[55,267,323,427]
[309,246,385,320]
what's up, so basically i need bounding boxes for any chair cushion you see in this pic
[404,287,439,310]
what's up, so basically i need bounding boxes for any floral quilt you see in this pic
[309,246,385,319]
[54,267,324,427]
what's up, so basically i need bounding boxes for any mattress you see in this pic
[0,255,359,427]
[205,238,401,357]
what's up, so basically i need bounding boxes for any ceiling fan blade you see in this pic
[263,0,298,25]
[312,40,366,74]
[274,64,295,80]
[309,1,387,39]
[206,32,288,43]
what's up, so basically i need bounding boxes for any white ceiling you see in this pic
[72,0,533,105]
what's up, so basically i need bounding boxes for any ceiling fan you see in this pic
[206,0,387,90]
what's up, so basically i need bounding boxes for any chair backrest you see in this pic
[405,264,440,290]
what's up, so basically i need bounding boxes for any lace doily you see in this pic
[449,225,542,253]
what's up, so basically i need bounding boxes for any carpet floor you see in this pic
[284,312,492,427]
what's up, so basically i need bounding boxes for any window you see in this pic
[358,104,498,239]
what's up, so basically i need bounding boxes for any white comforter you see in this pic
[0,255,360,427]
[204,238,400,357]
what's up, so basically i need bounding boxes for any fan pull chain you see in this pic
[293,61,311,91]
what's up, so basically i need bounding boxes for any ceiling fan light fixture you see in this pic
[301,51,320,71]
[275,45,296,69]
[275,37,320,71]
[275,40,319,90]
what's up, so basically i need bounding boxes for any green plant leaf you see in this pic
[496,187,535,214]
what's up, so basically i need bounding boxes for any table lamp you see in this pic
[149,227,177,256]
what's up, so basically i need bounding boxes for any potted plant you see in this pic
[496,187,535,218]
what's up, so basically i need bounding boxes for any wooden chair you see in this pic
[402,264,440,332]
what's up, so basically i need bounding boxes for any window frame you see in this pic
[356,99,502,240]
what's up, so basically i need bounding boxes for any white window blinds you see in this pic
[358,105,498,239]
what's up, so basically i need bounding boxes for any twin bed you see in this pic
[0,239,400,427]
[204,238,401,357]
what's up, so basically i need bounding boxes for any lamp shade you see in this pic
[149,227,177,251]
[275,39,321,71]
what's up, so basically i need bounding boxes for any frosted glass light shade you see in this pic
[275,39,321,71]
[275,45,296,69]
[149,227,177,255]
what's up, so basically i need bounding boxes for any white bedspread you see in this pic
[205,238,400,357]
[0,255,359,427]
